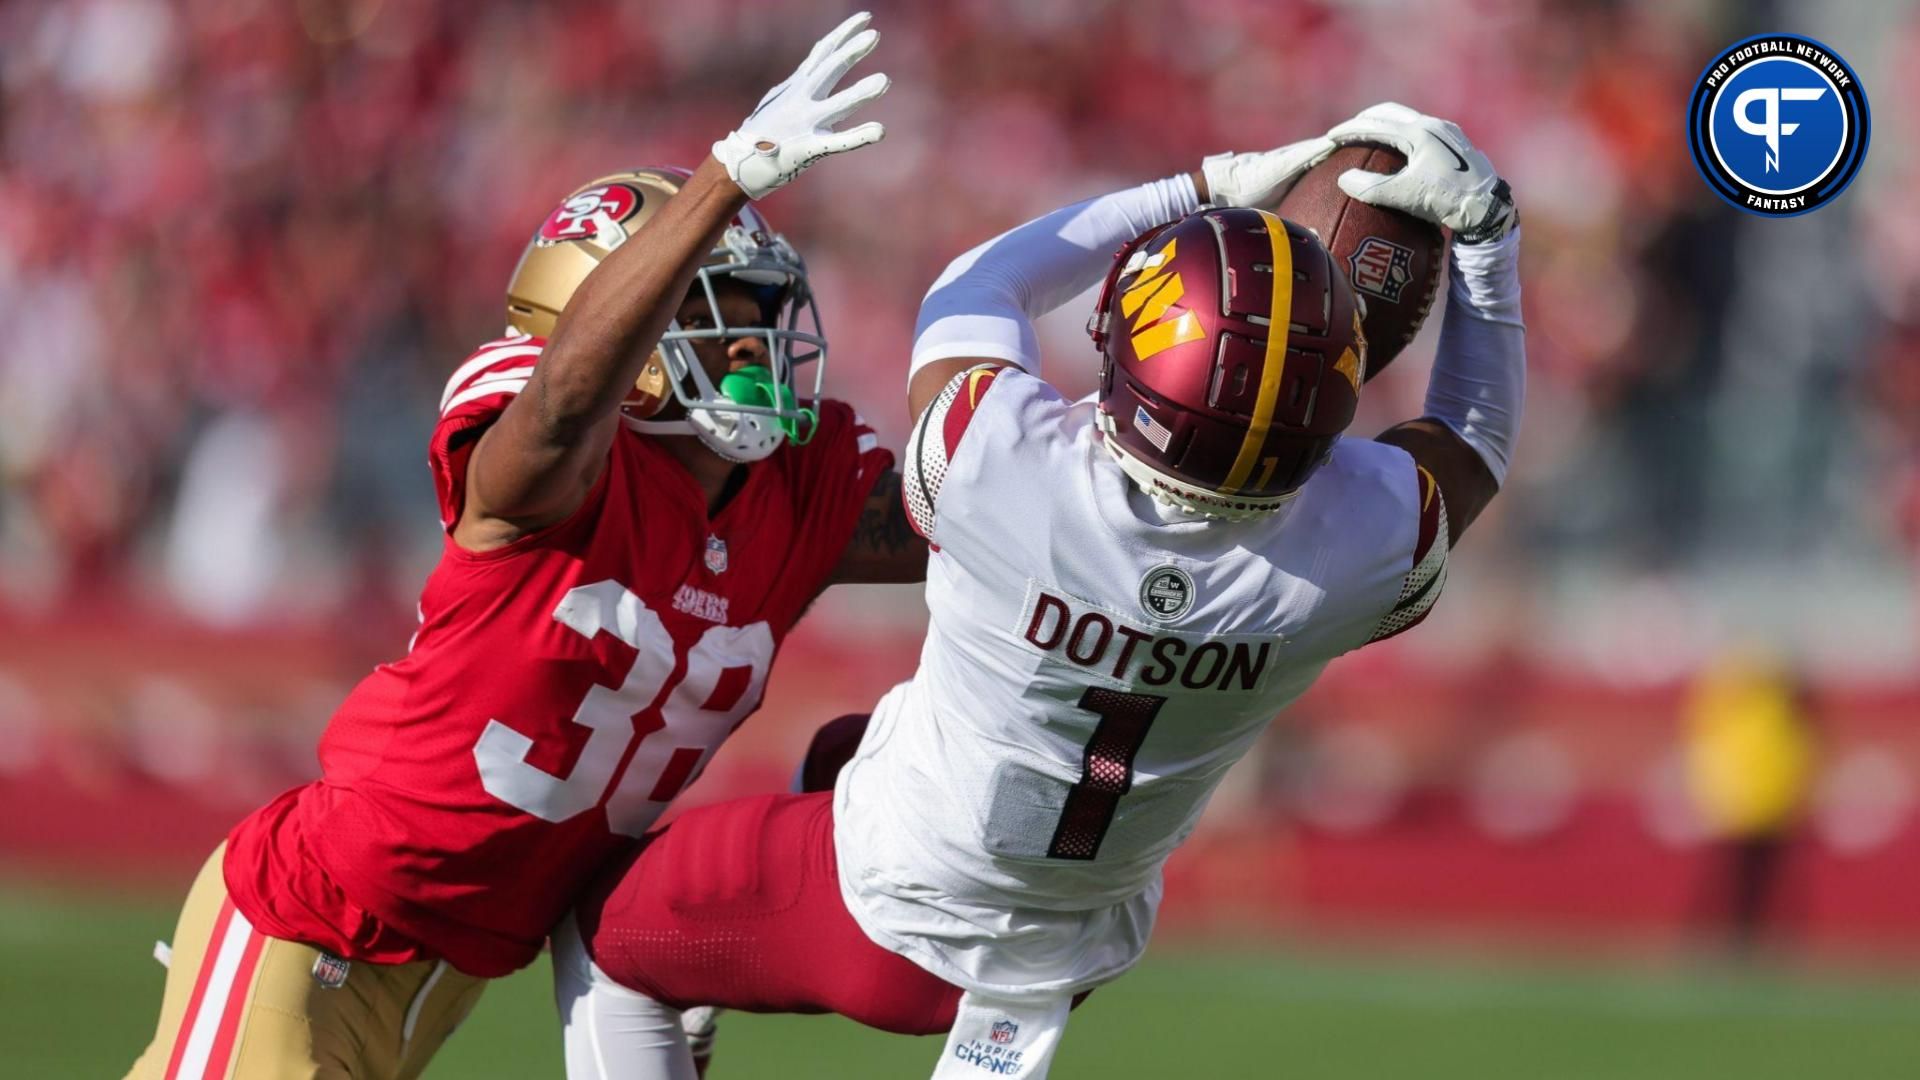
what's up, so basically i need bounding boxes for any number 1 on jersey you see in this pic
[1047,687,1167,860]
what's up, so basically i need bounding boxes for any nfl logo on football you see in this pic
[990,1019,1018,1045]
[1348,235,1414,303]
[704,535,729,575]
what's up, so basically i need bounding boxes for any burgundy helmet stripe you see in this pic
[1219,210,1294,495]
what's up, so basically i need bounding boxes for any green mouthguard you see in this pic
[719,364,816,444]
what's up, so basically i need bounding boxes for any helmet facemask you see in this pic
[623,223,826,463]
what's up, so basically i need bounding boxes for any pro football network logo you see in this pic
[1348,236,1414,303]
[1686,34,1869,217]
[1139,565,1195,622]
[537,183,643,246]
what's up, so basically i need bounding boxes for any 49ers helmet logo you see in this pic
[536,183,643,246]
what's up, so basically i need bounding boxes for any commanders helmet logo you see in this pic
[1139,565,1196,622]
[1118,238,1205,361]
[1687,34,1869,217]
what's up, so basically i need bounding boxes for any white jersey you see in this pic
[835,368,1447,998]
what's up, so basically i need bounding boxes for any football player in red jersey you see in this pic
[125,14,907,1080]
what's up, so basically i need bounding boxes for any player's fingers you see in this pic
[813,28,880,94]
[1327,118,1416,155]
[1358,101,1424,125]
[1336,167,1403,206]
[818,72,889,128]
[805,10,871,70]
[814,121,885,157]
[1298,136,1339,170]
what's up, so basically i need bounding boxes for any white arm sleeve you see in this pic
[910,174,1201,379]
[1426,228,1525,486]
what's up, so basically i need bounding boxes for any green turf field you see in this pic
[8,883,1919,1079]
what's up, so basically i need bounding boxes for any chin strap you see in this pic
[621,415,695,436]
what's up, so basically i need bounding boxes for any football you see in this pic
[1276,143,1446,379]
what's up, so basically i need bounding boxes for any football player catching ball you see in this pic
[125,13,909,1080]
[552,104,1523,1079]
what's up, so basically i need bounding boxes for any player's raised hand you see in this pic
[1327,102,1517,244]
[712,11,889,200]
[1199,136,1336,210]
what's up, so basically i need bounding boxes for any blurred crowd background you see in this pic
[2,0,1918,951]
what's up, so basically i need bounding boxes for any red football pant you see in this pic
[576,790,962,1036]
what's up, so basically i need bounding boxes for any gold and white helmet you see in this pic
[506,167,825,462]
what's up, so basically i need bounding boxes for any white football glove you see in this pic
[1327,102,1517,244]
[1200,136,1336,210]
[712,12,889,200]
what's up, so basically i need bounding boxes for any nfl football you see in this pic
[1276,143,1446,379]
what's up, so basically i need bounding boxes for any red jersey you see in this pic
[224,334,892,977]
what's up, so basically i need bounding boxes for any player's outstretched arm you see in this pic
[906,135,1339,421]
[1330,103,1523,542]
[907,177,1201,420]
[459,159,748,549]
[456,13,888,550]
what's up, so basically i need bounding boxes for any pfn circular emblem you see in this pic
[1139,565,1195,622]
[1687,34,1869,218]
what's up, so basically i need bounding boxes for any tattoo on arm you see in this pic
[855,471,919,559]
[829,470,927,585]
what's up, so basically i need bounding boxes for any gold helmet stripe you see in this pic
[1220,210,1294,494]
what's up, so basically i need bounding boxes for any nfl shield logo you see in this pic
[704,535,728,575]
[311,952,351,990]
[990,1019,1018,1045]
[1347,235,1414,304]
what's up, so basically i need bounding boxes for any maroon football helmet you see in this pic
[1090,208,1368,520]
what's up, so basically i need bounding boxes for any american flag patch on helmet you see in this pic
[1133,405,1172,453]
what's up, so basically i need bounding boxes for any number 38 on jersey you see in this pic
[473,580,773,837]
